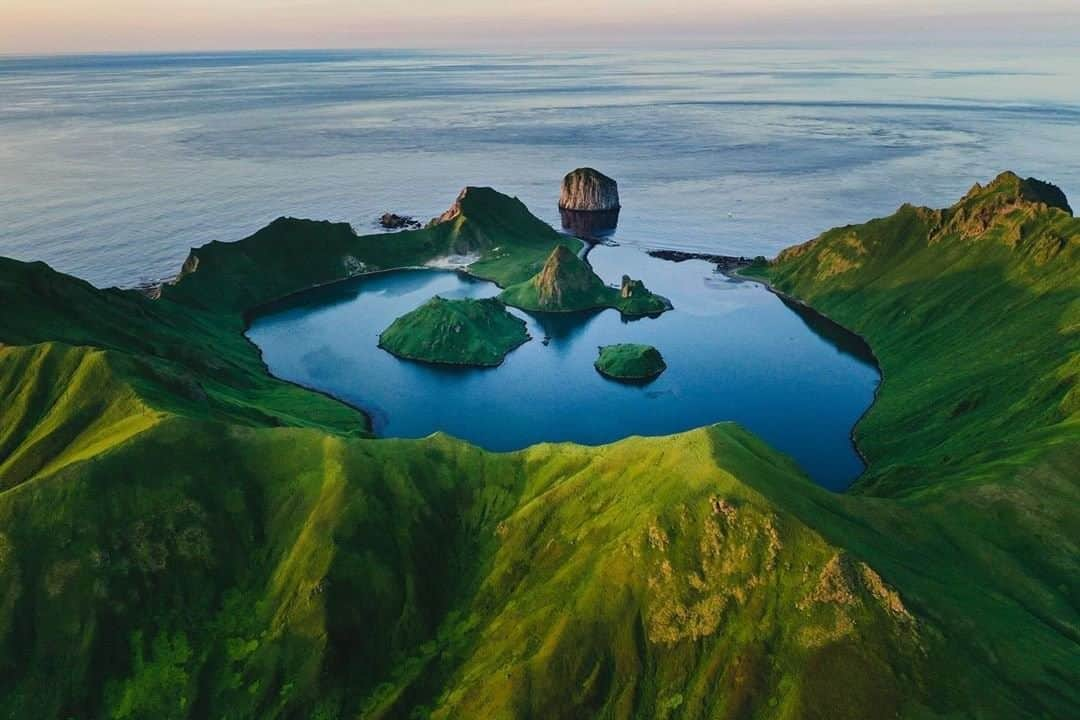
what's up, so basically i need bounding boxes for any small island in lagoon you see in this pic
[500,244,672,316]
[595,343,667,381]
[378,296,529,367]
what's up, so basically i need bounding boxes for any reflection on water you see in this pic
[559,208,621,238]
[778,296,877,367]
[248,244,881,490]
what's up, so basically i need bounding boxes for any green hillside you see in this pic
[162,186,581,313]
[595,343,667,381]
[379,297,529,367]
[0,174,1076,718]
[500,244,672,316]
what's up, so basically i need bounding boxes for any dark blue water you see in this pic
[248,245,880,490]
[1,49,1079,288]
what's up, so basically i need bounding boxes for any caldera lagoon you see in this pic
[248,243,880,491]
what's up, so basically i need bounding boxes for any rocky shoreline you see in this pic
[646,249,759,273]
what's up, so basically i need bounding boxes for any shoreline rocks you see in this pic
[379,213,422,230]
[646,249,760,273]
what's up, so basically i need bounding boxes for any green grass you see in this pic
[0,173,1077,718]
[594,343,667,380]
[162,187,581,313]
[500,244,672,316]
[378,297,530,367]
[738,170,1080,717]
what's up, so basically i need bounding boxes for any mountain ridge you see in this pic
[0,173,1076,717]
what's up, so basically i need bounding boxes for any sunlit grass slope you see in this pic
[0,257,366,439]
[746,171,1079,498]
[0,174,1076,718]
[0,420,941,720]
[742,171,1080,716]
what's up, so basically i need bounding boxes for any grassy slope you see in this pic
[741,171,1079,714]
[0,174,1076,718]
[500,244,672,317]
[378,297,529,367]
[0,416,935,720]
[595,343,667,380]
[0,258,366,438]
[161,187,581,314]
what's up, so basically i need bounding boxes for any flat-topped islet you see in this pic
[595,343,667,381]
[378,296,529,367]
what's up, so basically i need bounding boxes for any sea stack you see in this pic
[559,168,621,237]
[560,168,620,212]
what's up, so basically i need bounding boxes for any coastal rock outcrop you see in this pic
[560,168,620,211]
[559,168,621,237]
[533,244,606,308]
[500,244,672,316]
[379,213,421,230]
[620,275,648,299]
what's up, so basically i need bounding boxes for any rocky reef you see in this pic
[379,212,421,230]
[595,343,667,381]
[500,244,671,316]
[647,249,761,274]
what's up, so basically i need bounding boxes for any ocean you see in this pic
[2,47,1079,288]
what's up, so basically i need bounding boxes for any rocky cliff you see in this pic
[559,167,620,211]
[532,243,607,307]
[500,244,672,316]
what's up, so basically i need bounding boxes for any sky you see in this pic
[2,0,1079,54]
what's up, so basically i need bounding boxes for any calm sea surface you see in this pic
[3,48,1078,488]
[1,49,1078,287]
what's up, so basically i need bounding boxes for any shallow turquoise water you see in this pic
[248,244,880,490]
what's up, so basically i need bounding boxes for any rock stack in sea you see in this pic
[559,168,621,238]
[559,168,620,212]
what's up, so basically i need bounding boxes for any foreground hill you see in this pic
[0,175,1076,718]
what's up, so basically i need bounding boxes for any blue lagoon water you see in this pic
[3,48,1078,488]
[248,246,880,490]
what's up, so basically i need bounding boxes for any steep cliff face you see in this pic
[500,245,672,316]
[532,244,607,307]
[559,167,620,211]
